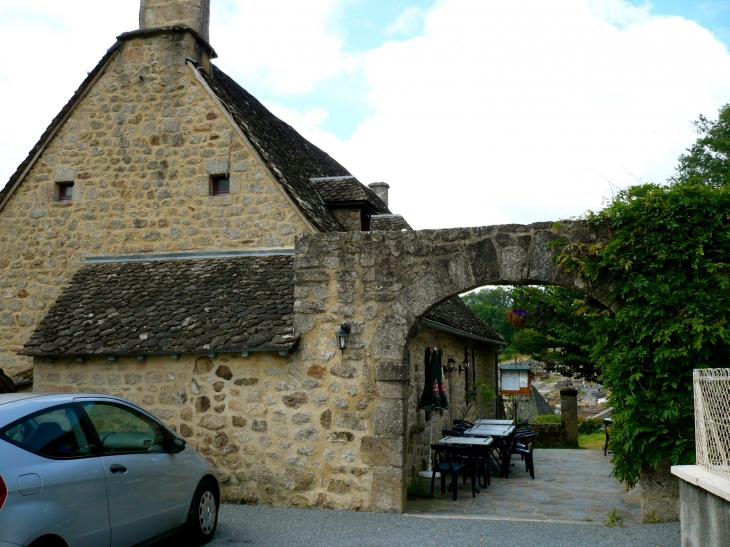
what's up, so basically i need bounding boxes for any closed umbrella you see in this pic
[419,347,449,477]
[431,349,449,411]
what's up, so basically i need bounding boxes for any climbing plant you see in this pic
[557,180,730,487]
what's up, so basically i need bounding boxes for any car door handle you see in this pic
[109,464,127,474]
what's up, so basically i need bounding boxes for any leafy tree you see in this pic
[509,286,604,382]
[674,102,730,188]
[462,287,519,346]
[558,181,730,487]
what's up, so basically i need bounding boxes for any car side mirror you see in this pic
[169,438,186,454]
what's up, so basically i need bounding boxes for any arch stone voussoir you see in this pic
[292,219,609,513]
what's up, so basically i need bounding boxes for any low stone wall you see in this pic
[530,423,565,447]
[672,465,728,543]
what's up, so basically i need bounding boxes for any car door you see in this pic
[0,403,110,547]
[77,400,189,547]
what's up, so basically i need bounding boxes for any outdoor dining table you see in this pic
[474,419,515,426]
[436,436,494,491]
[464,424,516,437]
[462,424,517,478]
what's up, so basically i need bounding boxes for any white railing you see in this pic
[694,368,730,481]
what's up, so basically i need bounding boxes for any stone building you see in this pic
[1,0,504,510]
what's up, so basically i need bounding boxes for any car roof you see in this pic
[0,392,130,406]
[0,393,55,406]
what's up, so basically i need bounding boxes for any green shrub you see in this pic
[579,417,603,435]
[533,414,561,423]
[407,476,434,500]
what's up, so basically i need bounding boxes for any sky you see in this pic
[1,0,730,229]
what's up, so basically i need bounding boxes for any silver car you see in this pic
[0,393,219,547]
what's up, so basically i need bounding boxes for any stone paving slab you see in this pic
[407,449,642,525]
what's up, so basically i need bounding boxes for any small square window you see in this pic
[211,176,230,195]
[58,183,74,202]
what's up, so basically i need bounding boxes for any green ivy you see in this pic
[557,182,730,486]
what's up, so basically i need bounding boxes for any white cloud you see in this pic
[386,6,428,36]
[292,0,730,228]
[211,0,356,95]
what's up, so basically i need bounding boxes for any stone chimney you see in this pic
[140,0,211,42]
[368,182,390,208]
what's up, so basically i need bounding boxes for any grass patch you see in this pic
[407,476,434,500]
[579,432,606,450]
[606,508,623,527]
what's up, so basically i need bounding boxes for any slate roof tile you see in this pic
[371,214,413,231]
[311,178,389,213]
[21,255,297,357]
[424,297,505,344]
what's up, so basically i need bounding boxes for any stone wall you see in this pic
[33,350,374,510]
[0,31,310,384]
[406,325,497,478]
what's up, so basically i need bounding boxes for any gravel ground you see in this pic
[158,505,681,547]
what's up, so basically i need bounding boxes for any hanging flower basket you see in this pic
[505,309,527,328]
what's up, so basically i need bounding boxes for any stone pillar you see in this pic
[640,458,679,522]
[560,388,578,447]
[140,0,211,42]
[368,182,389,208]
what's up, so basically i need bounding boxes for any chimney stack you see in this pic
[368,182,390,208]
[140,0,211,42]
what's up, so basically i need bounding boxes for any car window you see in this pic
[81,401,166,453]
[0,404,92,458]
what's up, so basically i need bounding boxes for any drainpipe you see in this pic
[494,352,499,418]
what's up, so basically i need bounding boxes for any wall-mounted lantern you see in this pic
[336,323,351,355]
[460,358,469,375]
[445,357,456,373]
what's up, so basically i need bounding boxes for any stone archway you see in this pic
[293,220,610,513]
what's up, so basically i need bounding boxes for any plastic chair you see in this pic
[453,419,474,428]
[430,444,477,500]
[510,431,538,479]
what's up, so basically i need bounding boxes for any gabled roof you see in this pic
[198,65,349,232]
[311,177,389,213]
[0,43,120,213]
[21,255,297,357]
[371,214,412,231]
[423,297,505,345]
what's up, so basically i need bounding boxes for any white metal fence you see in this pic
[694,368,730,480]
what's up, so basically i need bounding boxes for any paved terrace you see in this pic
[156,449,680,547]
[407,449,642,524]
